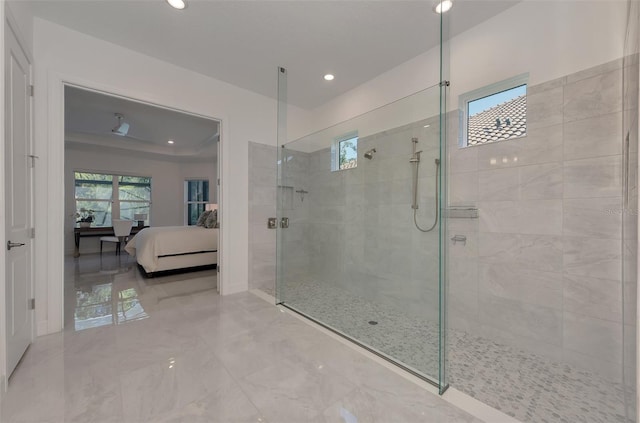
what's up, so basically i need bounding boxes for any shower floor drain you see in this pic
[368,320,378,325]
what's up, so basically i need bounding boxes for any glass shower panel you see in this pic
[277,84,446,387]
[622,0,638,419]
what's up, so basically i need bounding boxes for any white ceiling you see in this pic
[64,85,219,160]
[29,0,519,110]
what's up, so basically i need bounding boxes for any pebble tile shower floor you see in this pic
[272,278,631,423]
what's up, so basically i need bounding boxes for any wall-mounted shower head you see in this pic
[364,148,377,160]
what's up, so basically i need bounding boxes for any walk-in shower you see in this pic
[272,1,638,422]
[276,72,448,390]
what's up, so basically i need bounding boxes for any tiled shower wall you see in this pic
[248,141,311,295]
[448,58,631,383]
[248,142,277,294]
[278,148,311,286]
[303,120,442,321]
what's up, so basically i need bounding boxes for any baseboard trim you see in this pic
[36,320,49,337]
[0,374,6,403]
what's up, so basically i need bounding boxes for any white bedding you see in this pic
[124,226,218,273]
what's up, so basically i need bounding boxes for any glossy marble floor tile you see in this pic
[1,253,480,423]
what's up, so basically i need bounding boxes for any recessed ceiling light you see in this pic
[434,0,453,14]
[166,0,186,10]
[324,74,335,81]
[423,124,431,128]
[168,140,175,144]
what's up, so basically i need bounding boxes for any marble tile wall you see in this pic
[278,148,312,289]
[448,58,631,383]
[300,117,442,323]
[248,142,278,294]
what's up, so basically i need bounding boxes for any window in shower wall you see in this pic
[331,132,358,171]
[460,73,528,147]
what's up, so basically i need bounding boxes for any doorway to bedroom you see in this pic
[62,85,221,331]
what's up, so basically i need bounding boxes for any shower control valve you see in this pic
[450,235,467,246]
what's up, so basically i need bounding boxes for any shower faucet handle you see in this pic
[450,235,467,245]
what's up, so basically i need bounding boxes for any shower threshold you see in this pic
[271,277,630,423]
[277,301,448,394]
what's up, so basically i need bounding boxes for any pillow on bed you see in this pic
[196,210,212,227]
[204,209,218,228]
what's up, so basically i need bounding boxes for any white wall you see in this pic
[294,0,627,138]
[31,17,295,336]
[5,1,32,56]
[64,146,217,255]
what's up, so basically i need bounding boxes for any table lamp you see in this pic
[133,213,147,228]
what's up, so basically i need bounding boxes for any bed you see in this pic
[124,226,218,276]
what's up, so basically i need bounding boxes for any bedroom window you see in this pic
[118,175,152,222]
[185,179,209,225]
[74,172,151,227]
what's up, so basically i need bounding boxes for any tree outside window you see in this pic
[339,136,358,170]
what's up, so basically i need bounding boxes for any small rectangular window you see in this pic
[331,132,358,171]
[460,74,528,147]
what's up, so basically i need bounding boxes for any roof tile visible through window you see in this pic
[340,159,357,169]
[467,94,526,146]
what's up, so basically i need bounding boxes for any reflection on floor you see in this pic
[1,254,481,423]
[275,277,631,423]
[64,254,216,331]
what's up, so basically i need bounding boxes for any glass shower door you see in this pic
[276,74,448,389]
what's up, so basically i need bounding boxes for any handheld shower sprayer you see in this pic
[410,137,440,232]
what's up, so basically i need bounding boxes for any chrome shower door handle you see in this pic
[7,241,25,250]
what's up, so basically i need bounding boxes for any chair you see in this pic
[100,220,134,255]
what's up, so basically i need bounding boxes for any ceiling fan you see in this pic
[70,112,153,144]
[111,113,130,136]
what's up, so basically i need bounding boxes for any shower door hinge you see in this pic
[440,80,450,87]
[29,85,34,97]
[29,228,35,239]
[29,298,35,310]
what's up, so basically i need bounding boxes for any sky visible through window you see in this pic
[468,85,526,117]
[339,137,358,169]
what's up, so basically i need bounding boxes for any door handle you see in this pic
[7,241,25,250]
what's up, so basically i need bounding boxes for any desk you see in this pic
[74,225,148,257]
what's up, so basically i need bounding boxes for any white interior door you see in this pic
[216,139,221,293]
[4,24,33,378]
